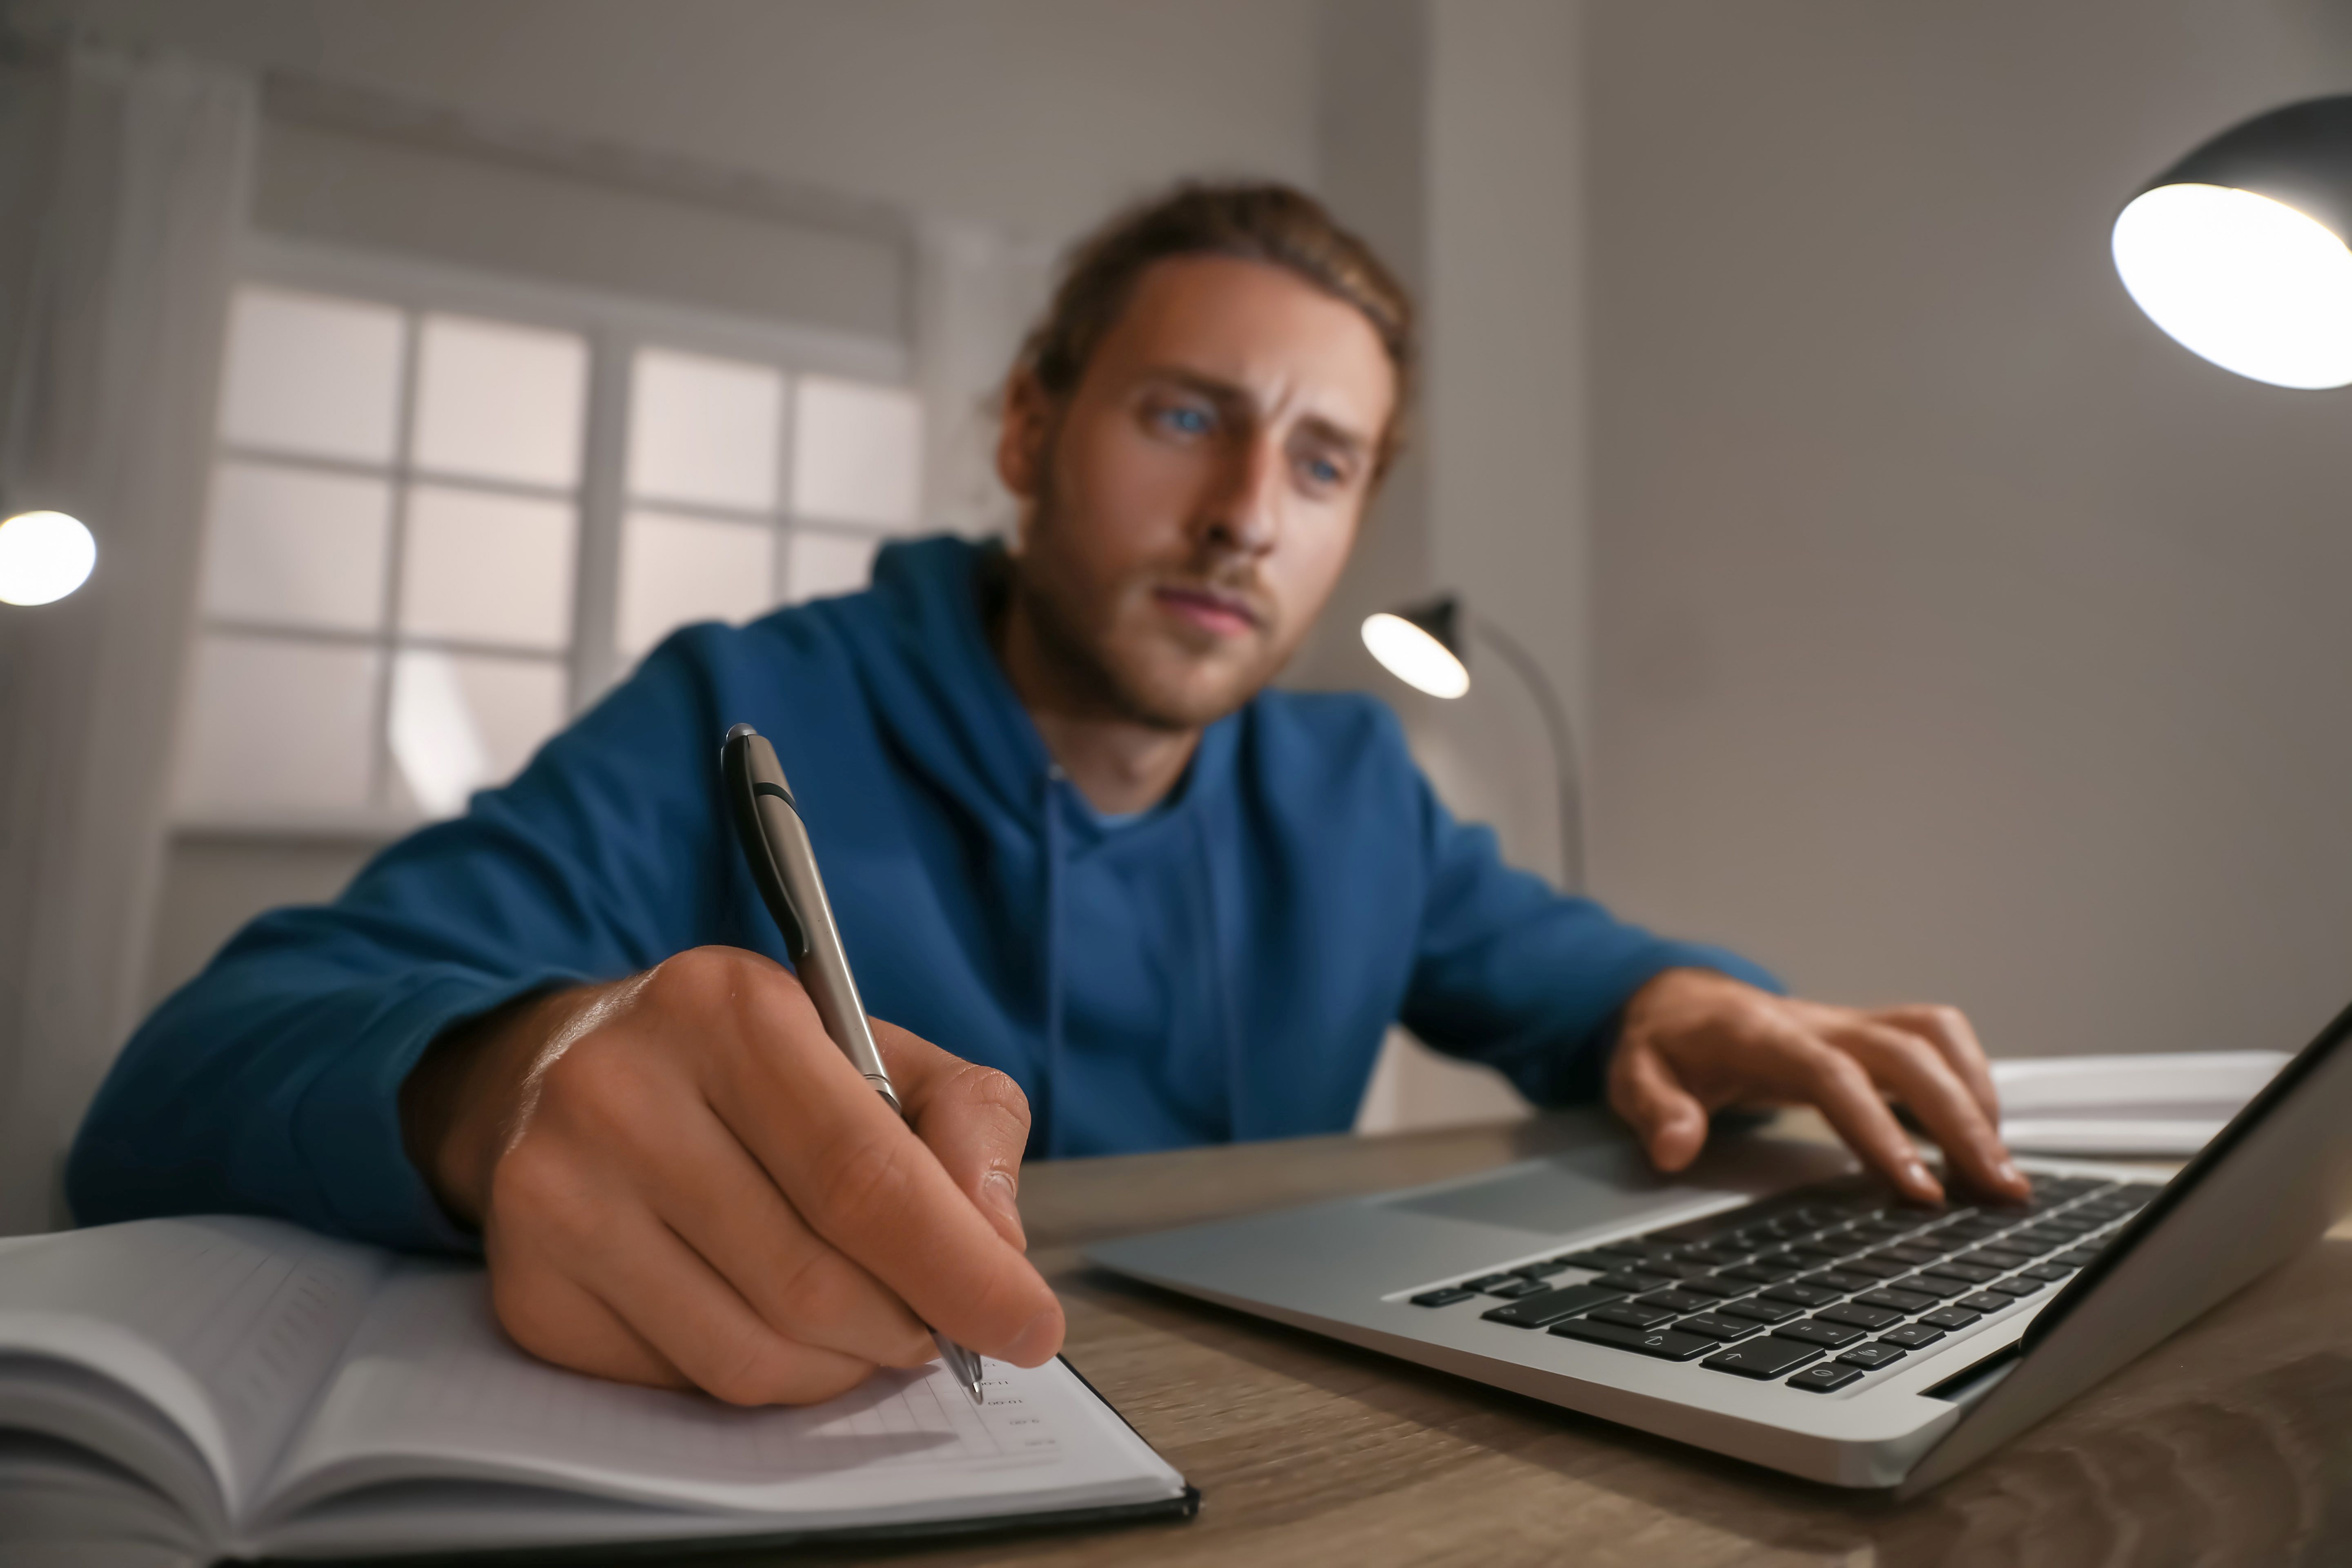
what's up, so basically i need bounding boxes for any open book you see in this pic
[0,1216,1192,1565]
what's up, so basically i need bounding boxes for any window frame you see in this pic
[176,235,915,838]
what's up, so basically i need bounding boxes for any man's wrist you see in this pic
[399,986,581,1228]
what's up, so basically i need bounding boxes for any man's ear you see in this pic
[995,369,1051,509]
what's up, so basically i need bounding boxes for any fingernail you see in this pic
[1903,1160,1938,1196]
[1997,1160,2023,1186]
[981,1169,1026,1246]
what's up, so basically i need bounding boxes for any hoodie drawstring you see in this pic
[1040,766,1068,1158]
[1189,812,1244,1141]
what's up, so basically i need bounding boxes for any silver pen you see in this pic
[721,722,987,1405]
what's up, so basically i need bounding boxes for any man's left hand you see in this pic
[1608,969,2029,1206]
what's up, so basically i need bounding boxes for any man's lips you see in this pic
[1152,584,1261,636]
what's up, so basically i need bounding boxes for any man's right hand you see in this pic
[399,945,1064,1406]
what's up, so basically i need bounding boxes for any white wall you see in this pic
[1587,2,2352,1060]
[12,0,1321,246]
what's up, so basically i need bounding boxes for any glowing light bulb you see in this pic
[2112,183,2352,389]
[1361,611,1469,699]
[0,510,98,606]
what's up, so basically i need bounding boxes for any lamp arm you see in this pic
[1468,615,1587,893]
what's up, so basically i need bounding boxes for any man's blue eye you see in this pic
[1161,406,1212,435]
[1305,457,1342,486]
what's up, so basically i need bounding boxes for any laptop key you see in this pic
[1552,1251,1631,1272]
[1678,1275,1747,1298]
[1462,1274,1517,1292]
[1588,1301,1679,1330]
[1837,1342,1908,1370]
[1894,1274,1971,1299]
[1635,1289,1717,1314]
[1411,1287,1477,1307]
[1919,1306,1981,1330]
[1787,1362,1864,1393]
[1921,1261,2002,1284]
[1592,1271,1675,1294]
[1720,1263,1799,1284]
[1802,1269,1878,1294]
[1719,1298,1802,1325]
[1841,1257,1913,1279]
[1703,1337,1822,1379]
[1879,1323,1947,1349]
[1676,1312,1762,1341]
[1480,1283,1629,1328]
[1960,1249,2036,1271]
[1513,1260,1575,1280]
[1550,1319,1721,1361]
[2021,1263,2074,1282]
[1815,1301,1904,1330]
[1760,1282,1841,1308]
[1775,1318,1867,1349]
[1483,1277,1550,1298]
[2055,1248,2104,1267]
[1854,1286,1939,1314]
[1989,1276,2046,1296]
[1875,1244,1949,1266]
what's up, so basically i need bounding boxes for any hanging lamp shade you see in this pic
[2111,95,2352,389]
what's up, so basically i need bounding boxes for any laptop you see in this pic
[1087,999,2352,1491]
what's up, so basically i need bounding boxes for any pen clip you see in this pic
[722,724,808,959]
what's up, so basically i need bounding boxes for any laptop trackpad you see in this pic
[1380,1143,1678,1235]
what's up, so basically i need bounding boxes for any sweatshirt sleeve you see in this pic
[66,635,743,1252]
[1397,770,1782,1108]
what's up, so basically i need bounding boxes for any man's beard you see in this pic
[1013,479,1279,733]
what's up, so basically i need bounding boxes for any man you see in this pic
[71,183,2024,1408]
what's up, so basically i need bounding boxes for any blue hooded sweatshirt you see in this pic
[69,536,1774,1252]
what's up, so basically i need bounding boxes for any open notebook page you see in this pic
[0,1217,386,1518]
[260,1258,1183,1533]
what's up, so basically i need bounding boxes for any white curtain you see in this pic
[0,50,256,1234]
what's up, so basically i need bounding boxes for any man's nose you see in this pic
[1198,429,1285,558]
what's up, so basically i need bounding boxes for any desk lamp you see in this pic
[2111,94,2352,388]
[1362,596,1586,891]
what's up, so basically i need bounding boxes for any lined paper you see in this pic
[263,1259,1157,1521]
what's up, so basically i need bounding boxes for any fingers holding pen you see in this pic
[692,959,1063,1368]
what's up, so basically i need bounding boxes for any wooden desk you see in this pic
[796,1115,2352,1567]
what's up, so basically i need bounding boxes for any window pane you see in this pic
[412,314,588,487]
[617,510,775,657]
[785,528,880,603]
[792,376,922,526]
[627,348,782,510]
[218,287,404,462]
[399,485,576,650]
[389,650,567,819]
[201,461,390,631]
[174,634,379,818]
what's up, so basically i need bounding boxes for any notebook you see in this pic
[0,1215,1194,1565]
[1991,1050,2291,1156]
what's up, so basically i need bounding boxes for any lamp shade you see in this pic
[1361,595,1468,698]
[2112,95,2352,389]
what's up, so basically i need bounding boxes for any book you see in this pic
[1991,1050,2291,1156]
[0,1214,1194,1564]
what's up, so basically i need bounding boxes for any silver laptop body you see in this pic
[1087,1000,2352,1490]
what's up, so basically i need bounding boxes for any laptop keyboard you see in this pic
[1405,1171,2161,1393]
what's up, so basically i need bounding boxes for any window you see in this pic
[173,246,923,831]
